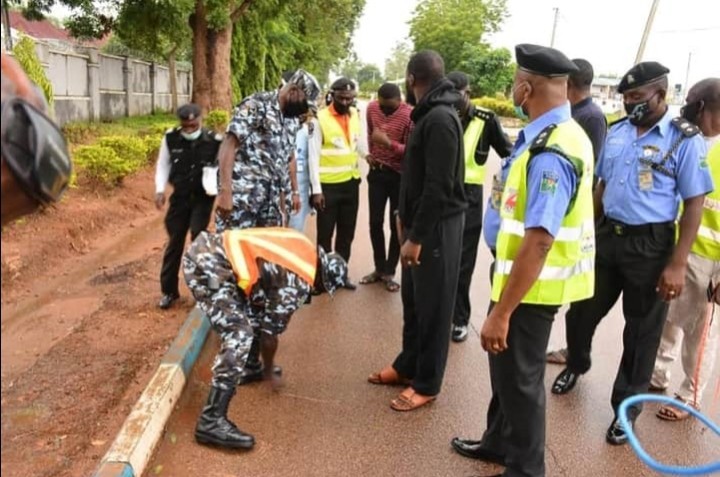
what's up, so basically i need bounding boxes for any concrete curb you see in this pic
[93,308,209,477]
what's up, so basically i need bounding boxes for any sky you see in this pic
[352,0,720,89]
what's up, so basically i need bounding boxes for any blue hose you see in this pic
[618,394,720,475]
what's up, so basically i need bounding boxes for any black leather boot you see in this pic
[237,334,282,385]
[194,386,255,449]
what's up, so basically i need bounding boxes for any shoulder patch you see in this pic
[671,117,700,137]
[540,170,559,195]
[608,116,628,128]
[214,133,224,141]
[529,124,558,154]
[166,127,176,134]
[474,107,494,121]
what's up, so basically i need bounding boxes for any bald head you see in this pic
[685,77,720,137]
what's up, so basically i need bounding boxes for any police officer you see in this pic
[183,227,348,450]
[446,71,513,343]
[155,104,221,309]
[451,44,594,477]
[551,62,714,445]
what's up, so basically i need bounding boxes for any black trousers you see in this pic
[565,218,674,419]
[316,179,360,263]
[481,300,558,477]
[392,213,464,396]
[367,167,401,276]
[453,184,484,327]
[160,191,215,296]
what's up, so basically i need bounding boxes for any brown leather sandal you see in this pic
[390,388,436,412]
[368,366,411,386]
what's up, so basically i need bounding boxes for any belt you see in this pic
[604,217,674,237]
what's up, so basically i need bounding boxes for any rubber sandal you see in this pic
[360,272,383,285]
[368,366,411,386]
[390,388,436,412]
[383,277,400,293]
[656,397,696,421]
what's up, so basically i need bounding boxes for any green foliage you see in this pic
[472,97,515,118]
[97,136,148,168]
[357,64,382,85]
[384,41,412,81]
[460,46,515,97]
[205,110,230,133]
[73,145,137,187]
[11,35,54,105]
[62,122,102,145]
[409,0,508,72]
[143,135,164,163]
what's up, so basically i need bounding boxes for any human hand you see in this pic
[311,193,325,211]
[656,262,687,302]
[371,128,392,148]
[154,192,166,210]
[216,190,233,218]
[400,239,422,268]
[480,308,511,354]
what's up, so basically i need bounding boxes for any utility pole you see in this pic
[635,0,660,64]
[683,52,692,99]
[550,7,559,47]
[1,0,13,51]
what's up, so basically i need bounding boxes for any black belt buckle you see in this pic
[612,223,625,236]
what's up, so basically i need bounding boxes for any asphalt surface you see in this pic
[147,153,719,477]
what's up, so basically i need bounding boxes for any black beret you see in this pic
[515,44,579,77]
[331,77,356,92]
[177,103,201,120]
[617,61,669,93]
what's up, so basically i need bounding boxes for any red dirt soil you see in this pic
[1,168,193,477]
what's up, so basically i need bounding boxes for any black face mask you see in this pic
[379,105,398,116]
[405,80,417,106]
[283,101,308,118]
[681,101,703,124]
[624,94,657,126]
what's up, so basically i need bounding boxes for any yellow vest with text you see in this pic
[491,120,596,305]
[317,107,361,184]
[464,116,486,185]
[223,228,318,295]
[692,142,720,260]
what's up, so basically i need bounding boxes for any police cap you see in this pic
[177,103,201,121]
[515,44,578,77]
[617,61,670,93]
[331,77,356,92]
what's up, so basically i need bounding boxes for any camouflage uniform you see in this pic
[216,92,301,232]
[183,231,311,390]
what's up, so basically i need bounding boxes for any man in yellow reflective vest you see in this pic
[447,71,513,343]
[451,44,594,477]
[651,78,720,421]
[183,227,348,450]
[309,77,369,290]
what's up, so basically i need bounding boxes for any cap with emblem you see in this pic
[617,61,670,94]
[515,44,578,77]
[286,69,321,105]
[177,103,201,120]
[331,77,356,92]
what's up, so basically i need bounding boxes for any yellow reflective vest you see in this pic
[492,120,596,305]
[317,107,361,184]
[691,142,720,260]
[464,116,486,185]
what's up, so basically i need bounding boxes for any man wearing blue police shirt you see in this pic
[552,62,713,445]
[452,44,595,477]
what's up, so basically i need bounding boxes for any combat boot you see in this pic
[237,335,282,385]
[195,386,254,449]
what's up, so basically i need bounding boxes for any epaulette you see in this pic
[608,116,628,128]
[671,117,700,137]
[473,106,495,122]
[166,127,177,134]
[529,123,582,178]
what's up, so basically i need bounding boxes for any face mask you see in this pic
[380,105,398,116]
[512,83,529,121]
[181,129,201,141]
[624,94,657,126]
[283,101,308,118]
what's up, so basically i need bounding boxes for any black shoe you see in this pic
[343,280,357,291]
[552,368,580,395]
[236,364,283,386]
[158,293,179,310]
[195,386,255,449]
[452,325,468,343]
[450,437,506,466]
[605,417,632,446]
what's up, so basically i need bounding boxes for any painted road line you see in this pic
[93,307,209,477]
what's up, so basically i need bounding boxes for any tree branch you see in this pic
[230,0,254,22]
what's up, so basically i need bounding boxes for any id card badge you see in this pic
[638,164,653,191]
[491,175,504,210]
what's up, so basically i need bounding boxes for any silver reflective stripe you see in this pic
[321,148,354,156]
[697,225,720,242]
[495,257,595,280]
[500,219,594,242]
[319,165,357,173]
[704,197,720,213]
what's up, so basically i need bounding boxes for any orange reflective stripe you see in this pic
[240,235,316,283]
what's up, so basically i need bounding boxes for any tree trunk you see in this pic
[168,45,179,112]
[190,2,234,113]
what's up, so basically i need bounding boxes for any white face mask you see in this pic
[181,129,202,141]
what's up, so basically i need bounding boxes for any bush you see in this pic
[73,146,137,187]
[12,35,53,106]
[472,97,515,118]
[205,109,230,133]
[62,122,102,145]
[146,123,176,136]
[97,136,148,168]
[143,134,164,163]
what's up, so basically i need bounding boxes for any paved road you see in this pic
[147,153,718,477]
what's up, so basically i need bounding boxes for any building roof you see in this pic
[8,10,108,48]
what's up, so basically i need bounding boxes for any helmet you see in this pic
[286,69,321,108]
[317,246,348,296]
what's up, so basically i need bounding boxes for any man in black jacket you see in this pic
[367,50,466,411]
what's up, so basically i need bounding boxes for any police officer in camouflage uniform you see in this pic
[155,104,222,309]
[183,228,348,450]
[215,70,321,232]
